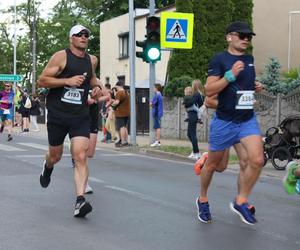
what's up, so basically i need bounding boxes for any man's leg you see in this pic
[40,144,63,188]
[237,135,264,200]
[200,150,226,199]
[71,136,89,197]
[229,135,263,225]
[196,150,226,223]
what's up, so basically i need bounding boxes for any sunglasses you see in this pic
[4,85,11,88]
[231,33,252,41]
[73,32,89,38]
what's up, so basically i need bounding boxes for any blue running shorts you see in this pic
[209,114,261,151]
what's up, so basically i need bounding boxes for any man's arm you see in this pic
[205,60,245,97]
[38,50,86,89]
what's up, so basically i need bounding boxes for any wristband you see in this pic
[224,70,236,83]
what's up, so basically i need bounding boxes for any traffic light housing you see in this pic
[146,16,161,63]
[136,40,149,63]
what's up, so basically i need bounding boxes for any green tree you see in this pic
[168,0,234,84]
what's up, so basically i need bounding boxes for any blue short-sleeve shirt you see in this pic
[208,51,256,122]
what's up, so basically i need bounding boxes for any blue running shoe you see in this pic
[196,198,212,223]
[230,201,257,225]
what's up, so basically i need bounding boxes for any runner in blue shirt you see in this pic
[196,21,264,225]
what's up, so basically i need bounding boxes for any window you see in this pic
[105,77,110,85]
[117,75,125,85]
[118,32,129,59]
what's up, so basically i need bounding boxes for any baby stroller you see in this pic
[263,114,300,170]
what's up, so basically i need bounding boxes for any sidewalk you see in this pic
[14,123,286,179]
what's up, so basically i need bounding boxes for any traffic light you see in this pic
[136,39,149,62]
[146,16,161,63]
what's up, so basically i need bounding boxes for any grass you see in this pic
[142,145,240,164]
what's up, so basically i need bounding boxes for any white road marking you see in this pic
[0,144,26,151]
[17,142,49,151]
[88,176,106,184]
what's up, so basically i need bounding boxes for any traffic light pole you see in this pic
[129,0,137,146]
[149,0,155,144]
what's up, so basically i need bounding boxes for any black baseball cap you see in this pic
[226,21,256,35]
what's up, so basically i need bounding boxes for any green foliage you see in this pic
[163,75,193,97]
[260,57,282,94]
[260,57,300,95]
[282,68,300,80]
[166,0,255,97]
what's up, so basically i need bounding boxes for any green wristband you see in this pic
[224,70,236,83]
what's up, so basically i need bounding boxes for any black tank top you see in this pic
[46,48,92,118]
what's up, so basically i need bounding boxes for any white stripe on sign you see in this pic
[0,143,26,151]
[17,143,49,151]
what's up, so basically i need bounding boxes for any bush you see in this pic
[260,57,300,95]
[163,75,193,97]
[283,68,300,80]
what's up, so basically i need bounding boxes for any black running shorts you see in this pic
[116,116,129,131]
[47,112,90,146]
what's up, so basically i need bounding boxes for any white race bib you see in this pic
[235,90,255,110]
[61,87,84,105]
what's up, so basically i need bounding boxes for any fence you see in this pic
[161,88,300,141]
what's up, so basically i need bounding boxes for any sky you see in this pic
[0,0,60,20]
[0,0,60,36]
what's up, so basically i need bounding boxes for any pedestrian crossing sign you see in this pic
[160,12,194,49]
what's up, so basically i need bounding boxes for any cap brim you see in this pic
[236,29,256,35]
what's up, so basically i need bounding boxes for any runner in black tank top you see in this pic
[37,24,105,218]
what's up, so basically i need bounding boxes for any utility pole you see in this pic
[32,0,37,94]
[129,0,137,146]
[149,0,156,144]
[13,0,17,90]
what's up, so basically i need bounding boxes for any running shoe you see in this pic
[196,198,212,223]
[194,152,208,175]
[40,160,53,188]
[7,134,13,141]
[74,199,92,217]
[150,141,161,147]
[85,183,93,194]
[282,161,299,195]
[230,200,257,225]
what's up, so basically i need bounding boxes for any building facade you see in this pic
[100,1,300,87]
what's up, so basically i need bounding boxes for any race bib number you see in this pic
[235,90,255,110]
[61,87,84,105]
[3,109,10,114]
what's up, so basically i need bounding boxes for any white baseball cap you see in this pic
[69,25,90,37]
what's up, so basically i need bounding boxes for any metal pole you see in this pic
[32,0,37,94]
[129,0,137,146]
[13,0,17,125]
[287,11,300,72]
[149,0,156,144]
[13,0,17,84]
[288,12,292,72]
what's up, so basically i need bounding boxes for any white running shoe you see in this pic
[188,152,201,160]
[150,141,161,147]
[85,183,93,194]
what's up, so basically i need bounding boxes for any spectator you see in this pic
[29,93,41,132]
[111,81,130,147]
[150,83,163,147]
[18,89,31,132]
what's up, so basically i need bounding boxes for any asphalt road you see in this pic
[0,132,299,250]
